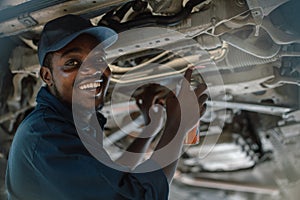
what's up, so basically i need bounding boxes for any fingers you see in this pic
[193,82,208,118]
[144,83,161,94]
[152,89,166,104]
[198,93,208,104]
[140,105,165,138]
[197,82,208,116]
[135,84,162,103]
[138,84,164,98]
[184,67,193,82]
[181,67,193,90]
[200,103,207,117]
[194,83,207,97]
[136,97,143,108]
[149,104,164,118]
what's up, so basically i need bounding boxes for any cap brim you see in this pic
[40,26,117,65]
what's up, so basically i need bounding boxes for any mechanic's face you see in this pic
[41,34,111,110]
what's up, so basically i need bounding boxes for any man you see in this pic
[6,14,207,199]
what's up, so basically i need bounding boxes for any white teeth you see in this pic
[79,81,102,90]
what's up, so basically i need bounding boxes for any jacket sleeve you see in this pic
[13,121,169,200]
[32,139,169,200]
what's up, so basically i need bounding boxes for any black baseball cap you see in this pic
[38,14,117,65]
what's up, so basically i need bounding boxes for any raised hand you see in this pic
[165,67,208,134]
[135,83,165,125]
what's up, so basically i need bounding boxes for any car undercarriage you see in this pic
[0,0,300,199]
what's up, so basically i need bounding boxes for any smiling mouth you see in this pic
[78,80,103,90]
[78,79,104,98]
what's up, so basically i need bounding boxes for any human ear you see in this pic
[40,67,53,87]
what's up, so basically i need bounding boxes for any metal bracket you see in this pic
[17,13,38,28]
[246,0,289,36]
[263,67,300,88]
[246,0,289,16]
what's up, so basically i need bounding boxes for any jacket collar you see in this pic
[36,86,74,123]
[36,86,107,129]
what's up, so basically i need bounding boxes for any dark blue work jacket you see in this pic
[6,87,168,200]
